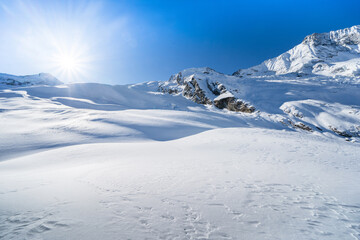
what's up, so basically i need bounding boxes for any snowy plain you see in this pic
[1,128,359,240]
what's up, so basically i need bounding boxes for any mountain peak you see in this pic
[234,25,360,78]
[302,25,360,46]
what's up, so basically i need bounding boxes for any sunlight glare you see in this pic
[59,55,77,71]
[54,51,83,76]
[0,1,128,83]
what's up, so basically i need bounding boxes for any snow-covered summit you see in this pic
[303,25,360,46]
[233,25,360,78]
[0,72,62,86]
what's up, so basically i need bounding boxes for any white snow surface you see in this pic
[0,72,359,239]
[1,25,360,239]
[1,129,359,240]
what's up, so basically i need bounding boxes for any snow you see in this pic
[1,75,359,239]
[234,25,360,78]
[159,66,360,138]
[1,25,360,239]
[0,73,62,86]
[1,128,359,239]
[214,91,234,101]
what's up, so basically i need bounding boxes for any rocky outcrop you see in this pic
[292,122,313,132]
[329,126,356,138]
[182,76,212,105]
[280,119,313,132]
[214,96,255,113]
[159,67,255,113]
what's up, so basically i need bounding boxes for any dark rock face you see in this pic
[232,69,243,77]
[159,69,255,113]
[214,97,255,113]
[206,81,226,96]
[159,75,212,105]
[302,33,333,46]
[329,126,354,138]
[293,122,313,132]
[280,120,313,132]
[183,77,212,105]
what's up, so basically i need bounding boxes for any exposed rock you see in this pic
[214,96,255,113]
[206,81,226,96]
[158,68,255,113]
[293,122,313,132]
[329,126,354,138]
[281,120,313,132]
[183,76,212,105]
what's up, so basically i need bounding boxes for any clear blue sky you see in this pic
[0,0,359,84]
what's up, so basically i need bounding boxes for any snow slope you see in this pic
[1,128,360,240]
[1,72,359,161]
[0,67,359,161]
[159,67,360,139]
[0,81,285,160]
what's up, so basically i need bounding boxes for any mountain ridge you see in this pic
[233,25,360,78]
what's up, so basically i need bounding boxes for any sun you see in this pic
[52,48,89,81]
[55,53,80,72]
[59,56,77,71]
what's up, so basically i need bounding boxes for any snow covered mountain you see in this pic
[0,72,62,86]
[157,71,360,140]
[233,25,360,78]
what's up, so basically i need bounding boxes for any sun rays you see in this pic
[0,0,129,83]
[51,40,92,82]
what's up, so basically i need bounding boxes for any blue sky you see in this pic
[0,0,359,84]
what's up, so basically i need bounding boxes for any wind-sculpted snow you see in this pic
[1,65,360,160]
[0,83,283,160]
[0,129,359,239]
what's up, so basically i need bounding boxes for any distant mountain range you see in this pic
[0,72,62,86]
